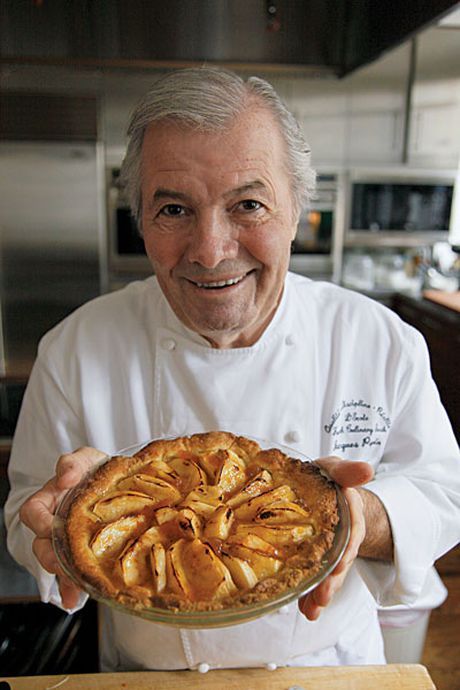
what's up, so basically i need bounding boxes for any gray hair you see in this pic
[120,66,316,229]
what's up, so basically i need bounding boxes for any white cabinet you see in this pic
[301,113,347,167]
[409,102,460,167]
[347,109,404,164]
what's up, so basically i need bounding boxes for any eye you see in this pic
[159,204,186,217]
[237,199,263,213]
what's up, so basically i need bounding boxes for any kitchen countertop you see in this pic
[1,665,436,689]
[423,289,460,313]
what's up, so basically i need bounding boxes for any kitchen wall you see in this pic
[2,25,459,172]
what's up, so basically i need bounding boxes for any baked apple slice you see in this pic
[180,485,223,517]
[166,539,192,598]
[90,514,148,559]
[233,485,297,521]
[203,505,234,540]
[154,507,179,525]
[150,542,167,593]
[168,456,207,493]
[235,522,314,546]
[176,507,202,539]
[226,470,273,508]
[214,452,247,494]
[221,551,259,590]
[225,533,282,579]
[117,474,181,505]
[196,449,229,482]
[178,538,237,601]
[254,500,311,524]
[139,458,179,484]
[120,526,164,586]
[92,491,156,521]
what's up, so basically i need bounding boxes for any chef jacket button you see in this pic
[285,430,300,444]
[265,662,277,671]
[197,663,210,674]
[285,334,295,346]
[161,338,176,351]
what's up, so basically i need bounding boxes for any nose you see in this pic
[186,210,239,268]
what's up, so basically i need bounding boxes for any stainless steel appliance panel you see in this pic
[0,141,101,376]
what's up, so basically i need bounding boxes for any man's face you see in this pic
[140,107,299,348]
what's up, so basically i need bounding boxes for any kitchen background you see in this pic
[0,1,459,685]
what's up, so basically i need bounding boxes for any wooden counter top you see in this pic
[423,289,460,314]
[1,664,436,689]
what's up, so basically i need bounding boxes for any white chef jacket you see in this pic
[5,272,460,670]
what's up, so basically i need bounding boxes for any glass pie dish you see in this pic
[52,436,350,628]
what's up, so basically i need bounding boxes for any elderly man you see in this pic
[5,67,460,671]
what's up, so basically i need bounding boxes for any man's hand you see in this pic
[19,447,107,609]
[298,456,391,621]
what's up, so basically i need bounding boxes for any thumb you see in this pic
[314,457,374,488]
[56,447,106,490]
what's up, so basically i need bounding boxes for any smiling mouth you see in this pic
[187,272,253,289]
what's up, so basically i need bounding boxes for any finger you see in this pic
[57,572,82,610]
[314,457,374,487]
[20,479,63,537]
[32,536,60,574]
[56,447,106,490]
[308,577,335,608]
[298,592,324,621]
[33,538,83,609]
[332,488,365,575]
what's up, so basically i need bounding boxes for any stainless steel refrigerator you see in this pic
[0,140,103,435]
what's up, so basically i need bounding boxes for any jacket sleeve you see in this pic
[356,325,460,608]
[4,338,89,612]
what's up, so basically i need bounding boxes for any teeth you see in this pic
[194,276,244,288]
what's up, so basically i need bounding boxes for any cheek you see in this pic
[143,231,184,271]
[243,223,294,267]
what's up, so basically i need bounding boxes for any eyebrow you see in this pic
[148,188,191,207]
[147,180,270,210]
[224,181,268,199]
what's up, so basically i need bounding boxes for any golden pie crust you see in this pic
[65,432,339,612]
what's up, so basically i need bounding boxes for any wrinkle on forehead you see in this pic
[141,106,296,217]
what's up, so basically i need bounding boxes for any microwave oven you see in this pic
[345,168,455,248]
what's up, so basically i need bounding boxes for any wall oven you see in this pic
[290,172,345,281]
[105,168,150,290]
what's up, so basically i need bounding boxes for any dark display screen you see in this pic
[116,207,146,255]
[351,183,453,231]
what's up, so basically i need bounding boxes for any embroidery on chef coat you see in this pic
[323,399,392,455]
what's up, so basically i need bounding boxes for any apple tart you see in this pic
[64,432,340,613]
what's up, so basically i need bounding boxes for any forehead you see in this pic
[140,107,289,184]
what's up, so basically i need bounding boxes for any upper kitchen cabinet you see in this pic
[409,99,460,167]
[293,43,410,167]
[345,87,406,165]
[344,42,410,165]
[408,25,460,168]
[291,81,348,168]
[1,0,458,77]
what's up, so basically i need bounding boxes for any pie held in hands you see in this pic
[65,432,340,612]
